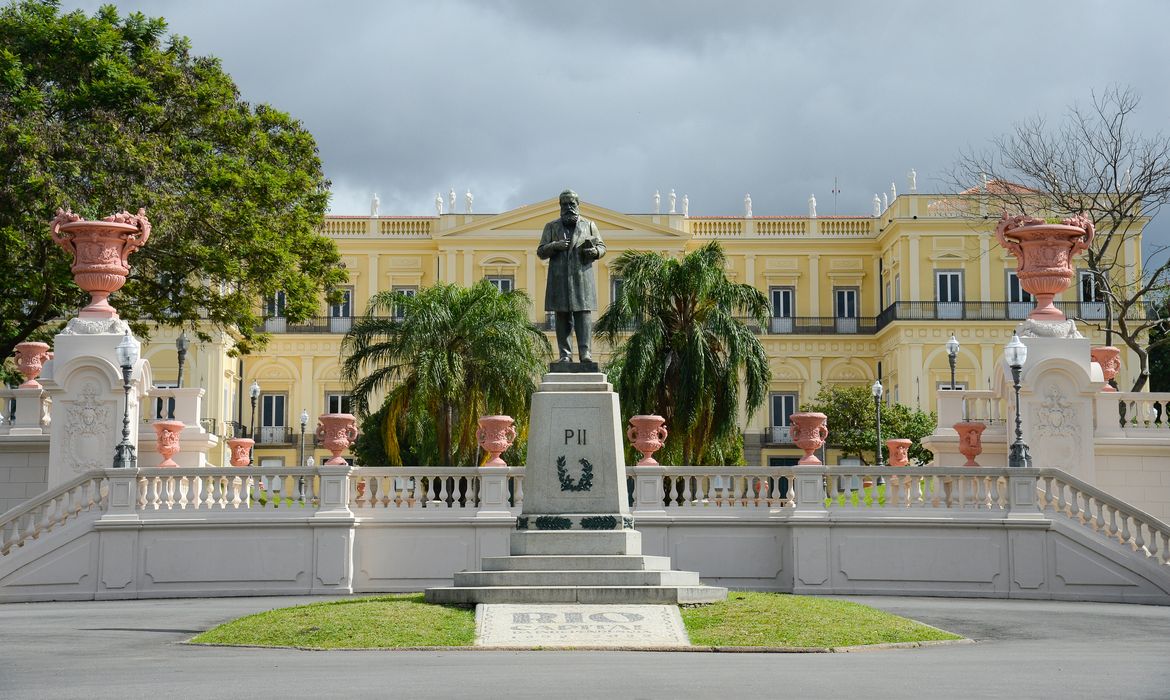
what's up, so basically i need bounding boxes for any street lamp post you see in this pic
[946,333,960,390]
[113,331,140,469]
[1005,332,1032,468]
[871,379,884,467]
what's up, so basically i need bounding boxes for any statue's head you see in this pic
[559,189,580,225]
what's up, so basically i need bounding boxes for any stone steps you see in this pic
[425,585,728,605]
[480,554,673,571]
[454,569,701,587]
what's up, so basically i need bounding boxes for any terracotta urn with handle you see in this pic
[995,213,1094,321]
[49,208,151,318]
[153,419,184,467]
[627,415,668,466]
[316,413,359,466]
[953,421,987,467]
[476,415,517,467]
[1090,346,1121,391]
[13,342,52,389]
[790,412,829,465]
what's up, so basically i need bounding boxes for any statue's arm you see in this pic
[588,221,606,259]
[536,224,558,260]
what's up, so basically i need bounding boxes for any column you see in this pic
[808,253,820,317]
[908,234,921,301]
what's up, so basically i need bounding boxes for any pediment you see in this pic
[437,198,685,239]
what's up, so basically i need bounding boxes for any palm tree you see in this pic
[596,241,771,465]
[341,281,550,466]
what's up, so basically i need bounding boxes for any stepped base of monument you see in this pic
[424,543,728,605]
[425,583,727,605]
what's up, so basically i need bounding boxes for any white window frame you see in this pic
[935,270,963,319]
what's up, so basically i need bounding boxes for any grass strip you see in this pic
[191,594,475,649]
[681,592,961,647]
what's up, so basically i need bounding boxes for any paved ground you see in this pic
[1,594,1168,700]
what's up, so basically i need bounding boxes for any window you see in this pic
[329,288,353,333]
[265,291,287,318]
[834,287,858,332]
[769,287,794,333]
[1007,271,1033,319]
[392,286,417,320]
[486,276,514,293]
[260,394,287,444]
[935,270,963,319]
[769,393,798,443]
[325,392,351,415]
[1079,271,1106,319]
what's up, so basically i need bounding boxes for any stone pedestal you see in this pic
[426,372,726,605]
[41,320,151,488]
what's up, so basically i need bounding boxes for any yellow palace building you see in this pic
[141,190,1145,468]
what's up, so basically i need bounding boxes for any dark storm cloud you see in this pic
[63,0,1170,256]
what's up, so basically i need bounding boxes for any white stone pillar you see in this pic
[42,321,151,489]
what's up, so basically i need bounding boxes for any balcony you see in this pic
[767,426,793,445]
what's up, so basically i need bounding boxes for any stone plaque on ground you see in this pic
[476,604,690,648]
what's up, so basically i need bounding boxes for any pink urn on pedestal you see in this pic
[316,413,359,466]
[790,412,829,466]
[627,415,668,466]
[226,437,254,467]
[1091,346,1121,391]
[995,213,1094,321]
[13,342,52,389]
[953,421,987,467]
[49,207,151,318]
[476,415,517,467]
[886,438,912,467]
[153,419,184,467]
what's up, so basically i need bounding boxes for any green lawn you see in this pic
[190,592,960,650]
[191,594,476,648]
[681,592,960,647]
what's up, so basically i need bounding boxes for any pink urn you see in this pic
[226,437,254,467]
[13,342,52,389]
[152,419,184,467]
[790,412,829,466]
[316,413,359,466]
[995,213,1094,321]
[953,421,987,467]
[49,207,151,319]
[1091,346,1121,392]
[476,415,517,467]
[627,415,668,466]
[886,438,912,467]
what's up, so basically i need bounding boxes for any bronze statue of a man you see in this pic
[537,189,606,364]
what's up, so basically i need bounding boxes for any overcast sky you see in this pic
[65,0,1170,257]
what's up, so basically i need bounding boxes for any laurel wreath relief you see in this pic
[555,455,594,492]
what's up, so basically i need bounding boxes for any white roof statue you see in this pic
[908,169,917,193]
[808,194,817,218]
[435,193,443,216]
[669,189,677,214]
[744,193,753,218]
[873,194,882,217]
[682,194,689,217]
[654,190,661,214]
[465,189,473,214]
[371,193,380,218]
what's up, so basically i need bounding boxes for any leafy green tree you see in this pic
[801,383,937,465]
[0,0,345,360]
[596,241,771,465]
[341,282,550,466]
